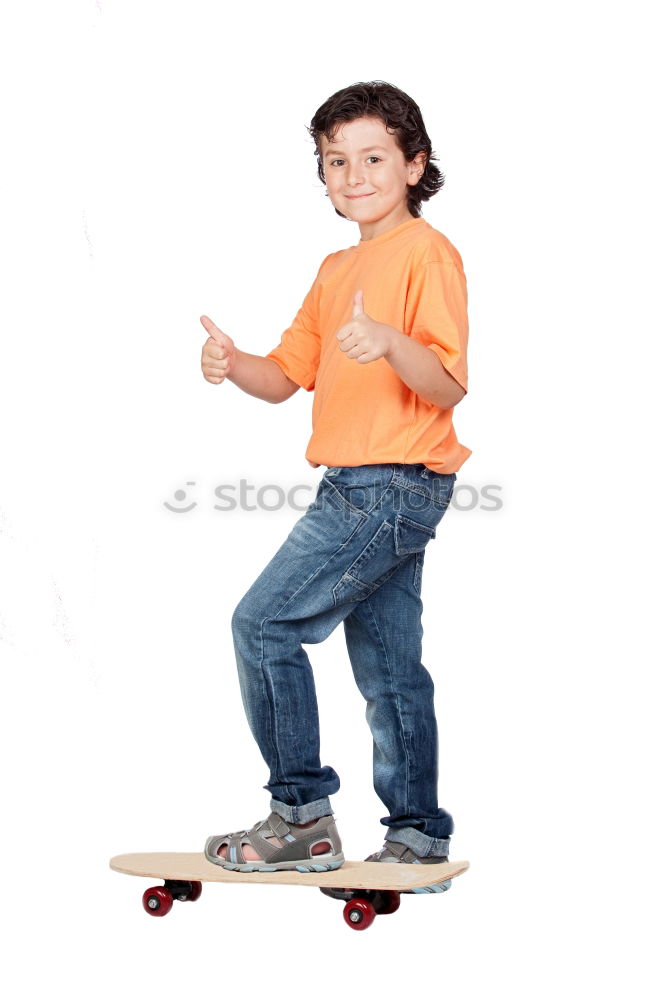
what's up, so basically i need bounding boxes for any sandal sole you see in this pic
[205,856,346,874]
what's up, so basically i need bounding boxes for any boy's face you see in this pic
[320,116,426,240]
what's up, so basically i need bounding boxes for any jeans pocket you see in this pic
[332,520,397,605]
[394,514,437,556]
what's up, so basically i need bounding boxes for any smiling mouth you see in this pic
[346,193,374,199]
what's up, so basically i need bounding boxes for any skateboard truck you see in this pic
[143,879,203,916]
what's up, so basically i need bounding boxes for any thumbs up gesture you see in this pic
[200,314,237,384]
[335,290,396,364]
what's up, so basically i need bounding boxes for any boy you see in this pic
[200,81,470,880]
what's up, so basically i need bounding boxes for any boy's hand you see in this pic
[200,315,236,384]
[335,290,397,364]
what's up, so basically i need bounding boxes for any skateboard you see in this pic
[110,852,470,931]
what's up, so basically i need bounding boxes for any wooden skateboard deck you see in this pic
[110,852,469,931]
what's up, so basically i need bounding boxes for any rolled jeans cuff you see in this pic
[385,826,451,858]
[270,796,334,824]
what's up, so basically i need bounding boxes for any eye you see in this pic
[328,156,382,167]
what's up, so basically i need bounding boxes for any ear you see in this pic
[407,151,427,185]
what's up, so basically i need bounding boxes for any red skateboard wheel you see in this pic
[343,897,375,930]
[142,886,173,916]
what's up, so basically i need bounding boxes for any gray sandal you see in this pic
[364,840,452,894]
[204,811,345,873]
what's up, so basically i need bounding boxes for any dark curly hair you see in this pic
[307,80,445,220]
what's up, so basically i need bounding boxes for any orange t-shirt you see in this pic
[266,216,471,474]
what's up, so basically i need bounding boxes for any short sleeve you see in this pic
[406,260,469,394]
[265,263,324,393]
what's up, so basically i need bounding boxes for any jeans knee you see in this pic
[231,593,258,644]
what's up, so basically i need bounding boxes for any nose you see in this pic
[345,160,365,185]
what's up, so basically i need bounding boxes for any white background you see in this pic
[0,0,663,996]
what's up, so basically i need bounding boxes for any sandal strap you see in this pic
[366,840,450,864]
[213,811,301,864]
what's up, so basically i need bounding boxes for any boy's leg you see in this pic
[223,463,455,858]
[226,469,395,830]
[342,548,453,857]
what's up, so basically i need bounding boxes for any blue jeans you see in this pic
[230,462,457,858]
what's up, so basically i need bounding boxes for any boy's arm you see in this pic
[387,257,469,408]
[336,260,468,410]
[228,351,300,404]
[200,314,299,403]
[385,333,466,409]
[336,290,467,409]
